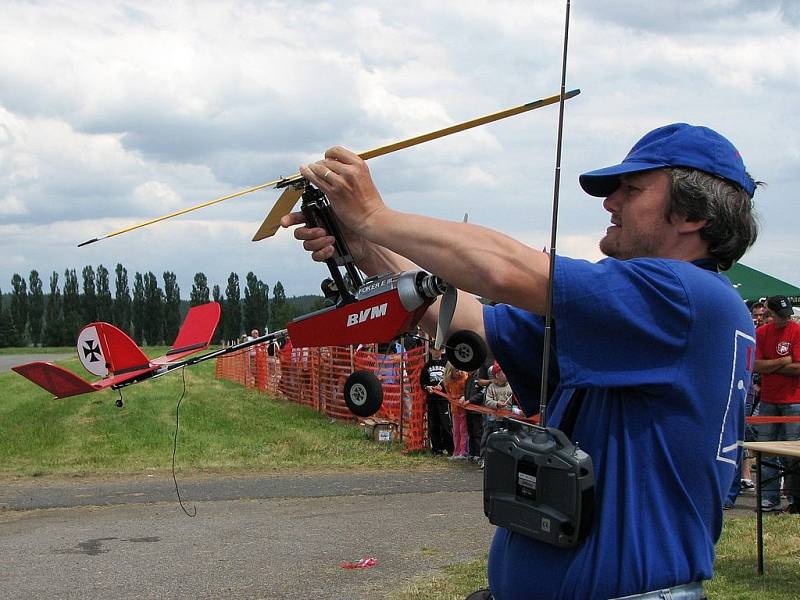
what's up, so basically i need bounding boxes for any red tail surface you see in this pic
[79,322,150,376]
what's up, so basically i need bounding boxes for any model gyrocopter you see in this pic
[14,89,579,417]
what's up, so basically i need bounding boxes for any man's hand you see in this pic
[300,146,388,239]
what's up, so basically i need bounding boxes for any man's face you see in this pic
[767,310,790,328]
[752,307,766,327]
[599,170,675,260]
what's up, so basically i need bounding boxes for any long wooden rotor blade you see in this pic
[79,89,580,247]
[252,186,304,241]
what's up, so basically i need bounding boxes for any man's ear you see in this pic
[671,213,707,234]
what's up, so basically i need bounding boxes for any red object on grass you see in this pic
[340,557,378,569]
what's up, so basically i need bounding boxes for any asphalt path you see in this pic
[0,465,493,599]
[0,353,71,373]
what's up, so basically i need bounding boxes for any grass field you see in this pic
[0,348,432,478]
[3,349,799,598]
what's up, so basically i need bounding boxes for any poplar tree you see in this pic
[10,273,28,343]
[243,272,269,334]
[142,272,163,346]
[269,281,293,332]
[223,272,241,342]
[27,270,44,346]
[190,272,210,307]
[113,263,132,334]
[62,269,81,344]
[163,271,181,344]
[131,272,145,345]
[212,284,223,344]
[81,265,97,324]
[43,271,63,347]
[96,264,113,323]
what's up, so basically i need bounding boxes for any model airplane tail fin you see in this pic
[159,302,221,363]
[78,322,151,377]
[11,362,99,399]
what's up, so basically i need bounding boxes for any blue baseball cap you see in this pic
[579,123,756,198]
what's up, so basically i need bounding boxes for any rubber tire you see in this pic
[344,370,383,417]
[446,329,488,371]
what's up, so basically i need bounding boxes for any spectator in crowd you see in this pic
[285,122,758,598]
[248,328,260,386]
[743,302,768,485]
[420,346,453,455]
[754,295,800,512]
[480,364,515,468]
[443,362,470,460]
[465,359,493,463]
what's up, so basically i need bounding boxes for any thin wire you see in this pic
[172,366,196,517]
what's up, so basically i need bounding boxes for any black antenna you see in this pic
[538,0,572,422]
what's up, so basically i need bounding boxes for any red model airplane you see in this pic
[12,302,222,399]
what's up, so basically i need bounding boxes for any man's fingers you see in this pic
[302,235,336,252]
[280,211,306,228]
[311,246,336,262]
[325,146,359,164]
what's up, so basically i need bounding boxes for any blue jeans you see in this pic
[755,402,800,504]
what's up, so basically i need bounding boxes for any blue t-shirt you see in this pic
[483,256,754,600]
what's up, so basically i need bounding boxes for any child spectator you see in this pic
[479,364,514,467]
[420,346,453,455]
[443,362,470,460]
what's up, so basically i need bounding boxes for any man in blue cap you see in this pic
[283,123,759,599]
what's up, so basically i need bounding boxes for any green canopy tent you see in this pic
[723,263,800,304]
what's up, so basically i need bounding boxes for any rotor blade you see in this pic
[78,177,294,247]
[434,284,458,350]
[252,186,304,241]
[79,89,580,246]
[358,89,580,162]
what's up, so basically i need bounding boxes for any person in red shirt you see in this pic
[754,295,800,512]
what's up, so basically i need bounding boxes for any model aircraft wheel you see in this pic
[446,330,487,372]
[344,370,383,417]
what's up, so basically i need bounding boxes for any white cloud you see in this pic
[0,0,798,297]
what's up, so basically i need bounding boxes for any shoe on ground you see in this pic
[448,455,467,461]
[465,589,493,600]
[741,479,754,489]
[479,459,485,470]
[761,499,782,513]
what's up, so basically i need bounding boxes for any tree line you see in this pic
[0,265,323,348]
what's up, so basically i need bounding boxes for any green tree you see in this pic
[81,265,97,324]
[163,271,181,344]
[223,272,241,342]
[190,272,210,307]
[96,264,113,323]
[27,270,44,346]
[10,273,28,344]
[0,288,19,347]
[43,271,63,347]
[212,284,223,344]
[143,272,163,345]
[113,263,132,334]
[62,269,81,345]
[131,272,145,345]
[269,281,294,332]
[243,272,269,334]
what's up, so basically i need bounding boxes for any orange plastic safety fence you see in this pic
[215,343,430,452]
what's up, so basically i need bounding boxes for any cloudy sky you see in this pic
[1,0,798,300]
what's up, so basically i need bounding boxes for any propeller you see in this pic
[434,283,458,350]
